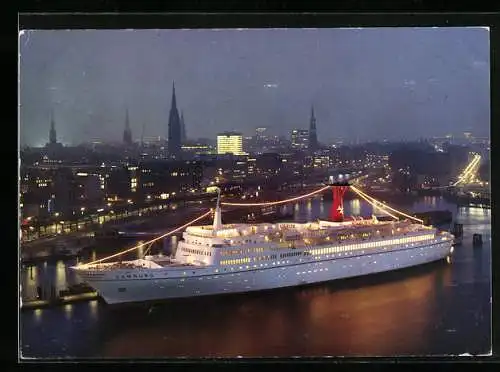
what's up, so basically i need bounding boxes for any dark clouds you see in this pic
[19,28,489,146]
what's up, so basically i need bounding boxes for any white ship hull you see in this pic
[78,240,452,305]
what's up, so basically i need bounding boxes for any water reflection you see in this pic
[89,300,98,319]
[34,308,42,324]
[423,196,438,208]
[20,197,491,357]
[350,199,361,216]
[100,262,455,357]
[64,304,73,320]
[22,265,38,300]
[467,207,489,217]
[55,261,66,292]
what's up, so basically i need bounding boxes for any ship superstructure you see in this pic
[72,188,454,304]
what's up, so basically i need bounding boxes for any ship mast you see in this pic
[213,187,223,231]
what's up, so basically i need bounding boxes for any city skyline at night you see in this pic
[19,28,489,147]
[18,22,492,359]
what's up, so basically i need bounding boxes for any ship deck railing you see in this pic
[75,259,166,271]
[266,229,436,249]
[157,262,198,268]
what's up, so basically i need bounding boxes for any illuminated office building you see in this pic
[217,131,245,155]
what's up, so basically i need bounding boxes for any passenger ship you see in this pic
[72,192,455,305]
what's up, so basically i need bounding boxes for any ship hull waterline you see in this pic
[76,241,452,305]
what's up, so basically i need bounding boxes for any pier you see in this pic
[21,282,99,311]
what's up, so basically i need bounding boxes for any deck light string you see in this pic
[348,187,400,221]
[79,183,422,267]
[350,185,424,224]
[79,210,213,267]
[220,185,331,207]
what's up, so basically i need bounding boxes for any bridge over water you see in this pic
[429,153,490,207]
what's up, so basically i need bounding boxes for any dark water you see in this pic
[20,196,491,358]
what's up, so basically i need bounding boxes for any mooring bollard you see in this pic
[473,233,483,247]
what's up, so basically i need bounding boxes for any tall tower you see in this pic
[140,122,145,147]
[123,108,132,146]
[308,105,318,152]
[49,109,57,145]
[167,82,182,159]
[180,110,187,143]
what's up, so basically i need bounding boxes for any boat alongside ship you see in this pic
[72,188,455,305]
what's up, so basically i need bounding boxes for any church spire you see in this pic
[310,106,316,130]
[180,110,186,143]
[168,81,182,159]
[123,107,132,145]
[308,105,318,151]
[171,81,177,111]
[49,108,57,144]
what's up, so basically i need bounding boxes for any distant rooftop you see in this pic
[217,131,242,136]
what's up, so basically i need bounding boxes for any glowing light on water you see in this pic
[64,303,73,319]
[56,261,66,291]
[89,300,98,318]
[431,197,437,207]
[423,196,437,208]
[351,199,361,216]
[34,308,42,323]
[306,200,312,218]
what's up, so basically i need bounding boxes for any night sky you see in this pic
[19,28,490,147]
